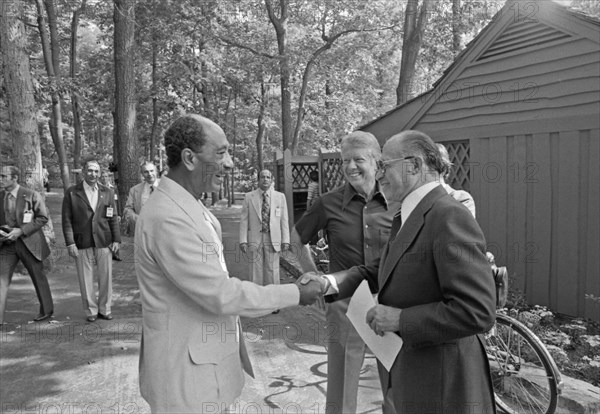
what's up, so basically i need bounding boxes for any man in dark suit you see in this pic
[62,159,121,322]
[0,166,53,324]
[306,130,497,413]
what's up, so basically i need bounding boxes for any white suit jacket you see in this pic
[124,180,159,229]
[134,176,299,413]
[239,187,289,251]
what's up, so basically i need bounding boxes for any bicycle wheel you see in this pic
[485,313,559,414]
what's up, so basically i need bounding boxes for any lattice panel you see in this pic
[292,163,318,190]
[445,140,470,192]
[321,157,345,193]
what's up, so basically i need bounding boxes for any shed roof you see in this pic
[360,0,600,139]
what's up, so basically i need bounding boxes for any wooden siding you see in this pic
[359,1,600,321]
[417,37,600,133]
[470,129,600,322]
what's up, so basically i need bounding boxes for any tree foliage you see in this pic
[1,0,598,194]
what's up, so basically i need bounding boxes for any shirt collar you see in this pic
[8,184,20,198]
[401,181,440,224]
[341,181,388,211]
[83,180,98,192]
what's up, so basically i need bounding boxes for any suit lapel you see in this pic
[97,185,111,211]
[74,183,92,210]
[0,190,5,225]
[378,186,446,291]
[251,189,262,221]
[159,177,216,243]
[15,188,27,225]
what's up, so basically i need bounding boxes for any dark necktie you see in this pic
[389,208,402,241]
[4,192,16,227]
[150,186,154,194]
[261,192,270,232]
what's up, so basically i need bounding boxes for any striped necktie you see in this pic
[261,192,270,232]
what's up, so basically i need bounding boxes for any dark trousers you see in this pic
[0,239,54,320]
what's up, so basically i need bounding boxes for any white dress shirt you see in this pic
[83,181,99,211]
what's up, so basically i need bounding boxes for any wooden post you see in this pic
[319,148,325,195]
[282,148,294,229]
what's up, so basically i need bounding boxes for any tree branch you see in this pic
[219,36,276,59]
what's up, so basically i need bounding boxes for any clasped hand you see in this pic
[365,305,402,336]
[0,227,24,242]
[295,272,327,306]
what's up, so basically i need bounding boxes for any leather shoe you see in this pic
[272,309,280,314]
[98,313,113,320]
[34,312,53,322]
[87,315,97,322]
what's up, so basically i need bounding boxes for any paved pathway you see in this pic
[3,192,597,413]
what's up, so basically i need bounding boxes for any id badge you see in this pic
[106,206,114,218]
[275,207,281,217]
[23,211,33,223]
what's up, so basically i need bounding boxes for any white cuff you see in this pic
[322,274,339,295]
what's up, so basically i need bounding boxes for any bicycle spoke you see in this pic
[485,315,558,414]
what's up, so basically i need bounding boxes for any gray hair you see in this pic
[139,161,157,172]
[436,143,453,178]
[386,130,445,173]
[340,131,382,161]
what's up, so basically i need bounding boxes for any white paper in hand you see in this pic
[346,280,403,371]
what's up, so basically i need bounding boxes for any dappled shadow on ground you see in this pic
[0,319,147,411]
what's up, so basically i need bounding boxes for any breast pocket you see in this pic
[379,229,391,251]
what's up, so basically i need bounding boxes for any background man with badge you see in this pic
[62,158,121,322]
[239,169,290,292]
[0,165,54,325]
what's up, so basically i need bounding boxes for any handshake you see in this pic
[295,272,331,306]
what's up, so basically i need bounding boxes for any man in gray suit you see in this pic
[0,166,53,324]
[239,169,290,287]
[123,161,159,234]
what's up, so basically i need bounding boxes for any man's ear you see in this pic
[408,157,422,175]
[181,149,196,171]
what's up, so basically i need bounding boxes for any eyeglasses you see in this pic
[376,156,414,179]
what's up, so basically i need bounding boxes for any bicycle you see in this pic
[485,258,563,414]
[309,238,329,274]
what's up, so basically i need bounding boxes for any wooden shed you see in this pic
[360,0,600,322]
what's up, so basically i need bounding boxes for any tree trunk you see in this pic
[70,0,86,170]
[265,0,292,153]
[256,81,267,172]
[44,0,60,77]
[452,0,461,56]
[230,89,237,206]
[35,0,71,191]
[149,31,160,162]
[396,0,432,105]
[1,0,44,191]
[114,0,138,212]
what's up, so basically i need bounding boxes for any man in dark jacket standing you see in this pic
[0,166,53,324]
[62,159,121,322]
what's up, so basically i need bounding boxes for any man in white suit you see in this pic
[239,170,289,287]
[123,161,159,234]
[134,114,322,413]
